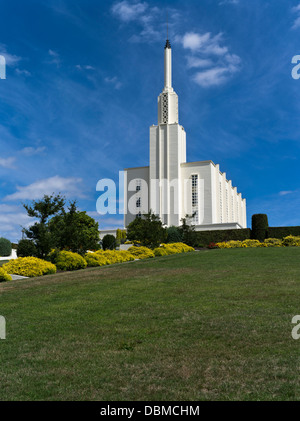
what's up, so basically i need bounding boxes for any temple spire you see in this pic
[164,38,172,89]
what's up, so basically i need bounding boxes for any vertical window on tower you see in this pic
[191,175,198,224]
[136,197,141,208]
[220,182,223,223]
[226,189,229,222]
[162,94,168,124]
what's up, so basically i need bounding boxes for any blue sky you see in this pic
[0,0,300,241]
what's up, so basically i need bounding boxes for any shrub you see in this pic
[3,257,56,278]
[262,238,283,247]
[195,229,251,247]
[116,229,127,244]
[51,250,87,271]
[84,252,109,267]
[282,235,300,247]
[0,268,12,282]
[154,243,194,256]
[241,239,262,248]
[267,226,300,239]
[153,247,169,257]
[128,246,155,259]
[166,226,183,244]
[0,237,12,257]
[252,214,269,242]
[102,235,117,251]
[17,239,37,257]
[97,250,135,264]
[217,239,262,249]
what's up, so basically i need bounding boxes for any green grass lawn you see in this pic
[1,247,300,401]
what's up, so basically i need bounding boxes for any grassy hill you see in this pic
[0,247,300,401]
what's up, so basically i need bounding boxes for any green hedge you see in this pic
[267,226,300,239]
[0,238,12,257]
[195,229,251,247]
[251,214,269,242]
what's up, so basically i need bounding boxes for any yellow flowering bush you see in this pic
[153,247,169,257]
[155,243,195,256]
[282,235,300,247]
[217,240,242,248]
[3,257,56,278]
[262,238,283,247]
[52,250,87,271]
[84,252,109,267]
[241,239,262,248]
[92,250,135,265]
[0,267,12,282]
[128,246,155,259]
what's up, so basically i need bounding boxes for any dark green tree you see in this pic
[179,215,197,247]
[17,239,38,257]
[166,226,183,243]
[49,202,100,255]
[251,214,269,242]
[23,194,65,258]
[126,210,167,249]
[102,234,117,251]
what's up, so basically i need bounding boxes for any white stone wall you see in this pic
[124,166,150,227]
[149,123,186,226]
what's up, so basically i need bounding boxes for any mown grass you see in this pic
[0,247,300,401]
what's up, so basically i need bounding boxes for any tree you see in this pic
[166,226,183,243]
[17,239,37,257]
[49,202,100,255]
[23,194,65,258]
[126,210,167,249]
[251,214,269,242]
[102,234,117,251]
[179,216,197,247]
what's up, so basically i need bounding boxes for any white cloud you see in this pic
[279,190,295,196]
[76,64,95,71]
[111,1,164,43]
[48,49,61,67]
[180,31,241,88]
[193,67,229,87]
[182,32,228,56]
[5,176,85,201]
[0,157,16,169]
[182,32,211,52]
[0,204,34,241]
[111,1,148,22]
[292,4,300,29]
[0,44,22,67]
[19,146,46,156]
[219,0,239,5]
[104,76,122,90]
[15,68,31,77]
[187,57,213,69]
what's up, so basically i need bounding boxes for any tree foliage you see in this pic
[179,216,197,247]
[126,211,167,249]
[49,202,100,255]
[22,195,100,257]
[22,194,65,258]
[102,234,117,251]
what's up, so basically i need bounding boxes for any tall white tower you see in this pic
[149,40,187,226]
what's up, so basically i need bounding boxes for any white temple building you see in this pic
[124,39,247,231]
